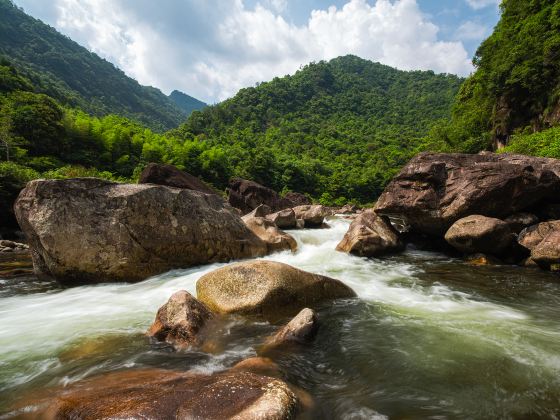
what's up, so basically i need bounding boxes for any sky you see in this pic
[12,0,501,104]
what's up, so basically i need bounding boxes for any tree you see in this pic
[0,113,14,161]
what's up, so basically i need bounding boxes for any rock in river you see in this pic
[336,209,403,257]
[147,290,214,349]
[242,207,297,253]
[292,205,328,228]
[32,369,300,419]
[519,221,560,270]
[375,152,560,235]
[444,215,515,255]
[14,178,267,284]
[196,260,356,320]
[261,308,319,352]
[227,178,292,215]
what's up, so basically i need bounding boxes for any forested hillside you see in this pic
[169,90,207,116]
[430,0,560,154]
[175,56,463,202]
[0,0,195,131]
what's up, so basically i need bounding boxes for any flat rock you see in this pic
[196,260,356,320]
[375,152,560,235]
[444,215,514,255]
[30,369,300,420]
[15,178,267,284]
[336,209,403,257]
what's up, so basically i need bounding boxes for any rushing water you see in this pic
[1,217,560,418]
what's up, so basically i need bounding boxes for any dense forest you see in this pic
[429,0,560,155]
[0,0,206,131]
[169,91,207,116]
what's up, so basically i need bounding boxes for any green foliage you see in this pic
[501,126,560,158]
[0,161,39,228]
[169,90,207,116]
[434,0,560,150]
[0,0,201,131]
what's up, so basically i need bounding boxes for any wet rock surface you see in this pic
[444,215,515,255]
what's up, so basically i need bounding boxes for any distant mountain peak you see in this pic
[168,90,207,115]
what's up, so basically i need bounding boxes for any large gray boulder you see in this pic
[444,215,514,255]
[196,260,356,320]
[14,178,267,284]
[336,209,403,257]
[375,153,560,235]
[227,178,292,215]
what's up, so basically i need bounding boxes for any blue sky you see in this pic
[13,0,501,103]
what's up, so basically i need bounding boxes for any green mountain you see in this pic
[0,0,187,131]
[169,90,207,116]
[431,0,560,154]
[174,55,463,202]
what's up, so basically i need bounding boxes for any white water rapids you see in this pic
[1,217,560,417]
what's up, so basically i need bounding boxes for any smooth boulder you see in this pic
[15,178,267,284]
[444,215,514,255]
[34,369,300,419]
[292,205,327,228]
[266,208,297,229]
[519,221,560,270]
[262,308,319,352]
[375,152,560,235]
[242,208,297,253]
[138,162,217,195]
[196,260,356,320]
[147,290,213,349]
[336,210,403,257]
[227,178,292,215]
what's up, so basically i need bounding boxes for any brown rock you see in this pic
[138,163,217,195]
[336,210,403,257]
[232,357,283,378]
[266,208,297,229]
[504,213,539,234]
[531,230,560,270]
[518,221,560,250]
[33,369,299,420]
[444,215,514,255]
[292,205,327,228]
[196,260,356,321]
[375,152,560,235]
[262,308,319,352]
[242,210,297,254]
[465,253,502,266]
[14,178,267,284]
[227,178,292,215]
[147,290,213,349]
[283,192,311,206]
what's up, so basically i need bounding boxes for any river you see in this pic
[1,217,560,418]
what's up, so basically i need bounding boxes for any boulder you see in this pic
[375,152,560,235]
[292,205,328,228]
[34,369,300,419]
[231,357,283,378]
[266,208,297,229]
[504,213,539,234]
[227,178,292,215]
[196,260,356,320]
[336,210,403,257]
[519,221,560,270]
[283,191,311,206]
[14,178,267,284]
[138,163,217,195]
[444,215,514,255]
[242,209,297,254]
[338,204,358,215]
[262,308,319,352]
[147,290,213,349]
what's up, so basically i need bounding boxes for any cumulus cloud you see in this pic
[454,20,489,41]
[22,0,474,102]
[465,0,500,10]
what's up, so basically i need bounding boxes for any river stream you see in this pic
[1,217,560,418]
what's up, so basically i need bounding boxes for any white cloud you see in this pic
[454,20,489,41]
[19,0,474,103]
[465,0,500,10]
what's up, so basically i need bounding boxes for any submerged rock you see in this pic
[14,178,267,284]
[336,210,403,257]
[34,369,300,420]
[227,178,292,215]
[196,260,356,320]
[375,152,560,235]
[242,208,297,253]
[292,205,328,228]
[444,215,514,255]
[138,162,217,195]
[231,357,283,378]
[147,290,213,349]
[262,308,319,352]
